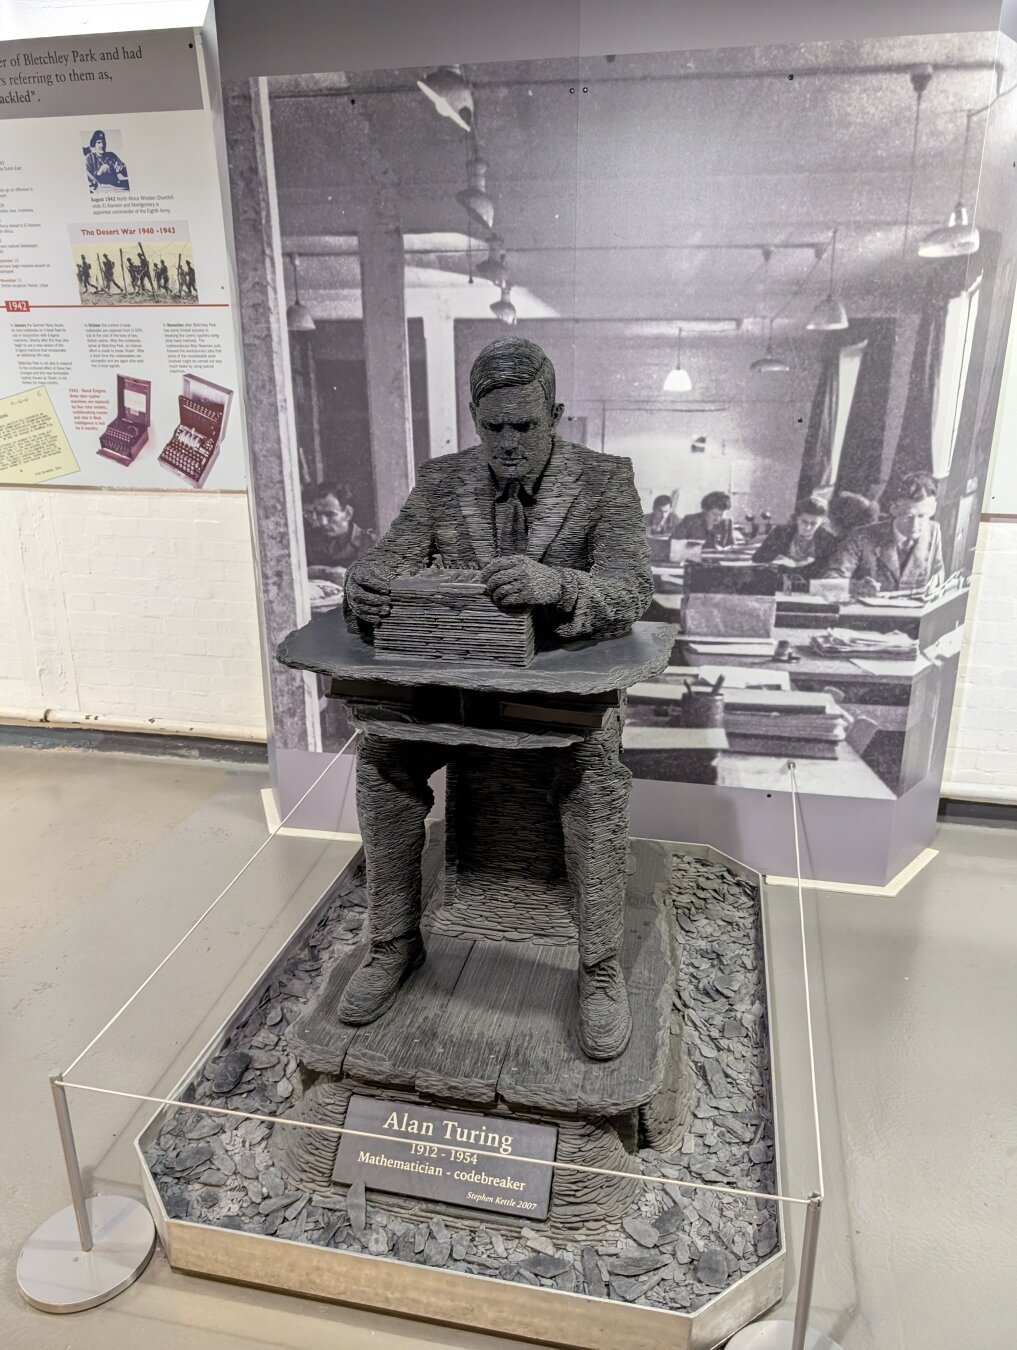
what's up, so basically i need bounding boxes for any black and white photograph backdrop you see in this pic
[223,31,1017,801]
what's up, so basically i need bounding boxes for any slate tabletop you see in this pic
[277,616,679,696]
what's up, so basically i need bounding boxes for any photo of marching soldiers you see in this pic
[71,230,199,306]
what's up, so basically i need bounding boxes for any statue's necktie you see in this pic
[495,479,529,556]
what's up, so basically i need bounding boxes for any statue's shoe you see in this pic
[337,934,426,1025]
[577,957,632,1060]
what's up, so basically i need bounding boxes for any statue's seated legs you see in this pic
[337,736,448,1025]
[552,709,632,1057]
[338,722,633,1059]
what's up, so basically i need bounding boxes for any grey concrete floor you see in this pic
[1,745,1015,1349]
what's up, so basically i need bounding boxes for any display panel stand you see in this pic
[16,1075,155,1313]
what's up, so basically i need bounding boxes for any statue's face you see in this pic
[471,379,563,481]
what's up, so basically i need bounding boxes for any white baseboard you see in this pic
[261,787,362,843]
[765,846,938,896]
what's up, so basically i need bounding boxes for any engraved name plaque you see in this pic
[332,1095,558,1221]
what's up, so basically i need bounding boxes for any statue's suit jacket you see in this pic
[345,438,652,639]
[823,518,944,591]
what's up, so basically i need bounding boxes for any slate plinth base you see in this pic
[279,836,691,1229]
[138,840,783,1345]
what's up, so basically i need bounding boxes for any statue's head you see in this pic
[469,337,564,481]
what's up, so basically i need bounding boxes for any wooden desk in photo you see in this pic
[674,624,962,794]
[650,569,970,637]
[622,680,894,798]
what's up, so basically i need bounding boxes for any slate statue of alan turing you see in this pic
[340,337,652,1059]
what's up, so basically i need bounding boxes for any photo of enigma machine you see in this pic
[157,372,233,488]
[97,375,151,465]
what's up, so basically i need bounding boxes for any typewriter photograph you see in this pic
[157,372,233,489]
[96,374,151,466]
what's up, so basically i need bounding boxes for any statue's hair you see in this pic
[469,338,556,408]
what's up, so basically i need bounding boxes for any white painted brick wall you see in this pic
[0,487,268,740]
[945,519,1017,795]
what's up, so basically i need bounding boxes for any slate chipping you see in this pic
[144,848,779,1316]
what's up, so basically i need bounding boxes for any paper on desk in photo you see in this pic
[809,578,851,602]
[850,655,930,676]
[628,681,687,702]
[810,627,918,657]
[623,725,728,749]
[856,594,924,608]
[686,639,778,656]
[0,386,79,484]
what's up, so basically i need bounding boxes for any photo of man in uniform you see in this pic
[76,254,99,293]
[100,253,123,293]
[83,130,130,192]
[134,245,154,293]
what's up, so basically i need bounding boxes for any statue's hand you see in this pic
[482,555,563,608]
[345,565,392,623]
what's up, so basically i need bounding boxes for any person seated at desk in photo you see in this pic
[673,491,735,549]
[304,481,373,592]
[752,496,837,579]
[645,494,675,535]
[822,472,944,597]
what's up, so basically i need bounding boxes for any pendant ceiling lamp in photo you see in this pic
[662,327,693,392]
[806,228,849,331]
[476,234,509,287]
[749,247,790,370]
[456,151,494,231]
[286,255,316,332]
[750,318,790,373]
[417,65,473,131]
[900,65,933,258]
[490,282,517,325]
[919,111,981,258]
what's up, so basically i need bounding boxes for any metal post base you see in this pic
[726,1322,844,1349]
[17,1195,156,1313]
